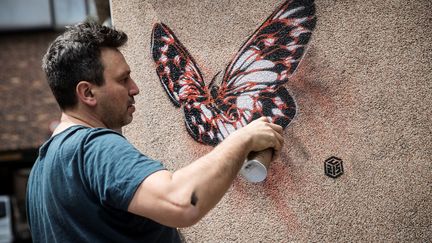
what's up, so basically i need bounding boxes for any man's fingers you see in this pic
[243,117,285,155]
[256,116,269,123]
[267,123,283,134]
[273,131,284,151]
[272,131,284,161]
[272,147,281,160]
[256,117,283,134]
[256,117,285,150]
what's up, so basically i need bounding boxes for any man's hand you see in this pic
[229,117,284,158]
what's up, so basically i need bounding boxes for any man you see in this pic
[26,22,284,242]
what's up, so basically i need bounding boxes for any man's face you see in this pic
[94,48,139,130]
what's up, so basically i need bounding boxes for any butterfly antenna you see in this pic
[209,71,223,88]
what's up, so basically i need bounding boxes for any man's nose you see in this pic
[129,79,140,96]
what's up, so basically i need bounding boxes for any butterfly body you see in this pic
[152,0,316,146]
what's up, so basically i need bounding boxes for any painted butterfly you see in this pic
[151,0,316,146]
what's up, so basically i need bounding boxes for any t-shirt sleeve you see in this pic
[82,129,166,211]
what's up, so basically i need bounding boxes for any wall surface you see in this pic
[111,0,431,241]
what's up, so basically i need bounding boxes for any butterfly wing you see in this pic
[151,23,208,107]
[152,23,222,144]
[223,0,316,87]
[209,0,317,141]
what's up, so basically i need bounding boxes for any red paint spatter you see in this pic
[231,177,249,207]
[263,161,302,236]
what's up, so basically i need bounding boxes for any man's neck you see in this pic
[51,113,93,136]
[52,108,123,136]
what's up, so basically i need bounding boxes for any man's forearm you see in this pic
[128,118,282,227]
[170,131,251,221]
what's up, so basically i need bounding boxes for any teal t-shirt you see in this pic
[26,126,180,242]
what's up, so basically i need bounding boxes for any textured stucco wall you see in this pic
[111,0,431,241]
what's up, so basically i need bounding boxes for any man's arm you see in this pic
[128,117,284,227]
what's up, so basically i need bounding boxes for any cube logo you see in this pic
[324,156,344,178]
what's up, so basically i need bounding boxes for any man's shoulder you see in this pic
[84,126,125,140]
[41,125,127,155]
[83,127,128,146]
[57,125,125,143]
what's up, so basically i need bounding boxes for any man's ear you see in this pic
[76,81,97,106]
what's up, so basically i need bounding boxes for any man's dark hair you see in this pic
[42,22,128,110]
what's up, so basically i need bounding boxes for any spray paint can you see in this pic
[240,148,273,183]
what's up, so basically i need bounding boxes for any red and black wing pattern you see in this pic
[151,23,208,107]
[151,0,316,146]
[215,0,316,129]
